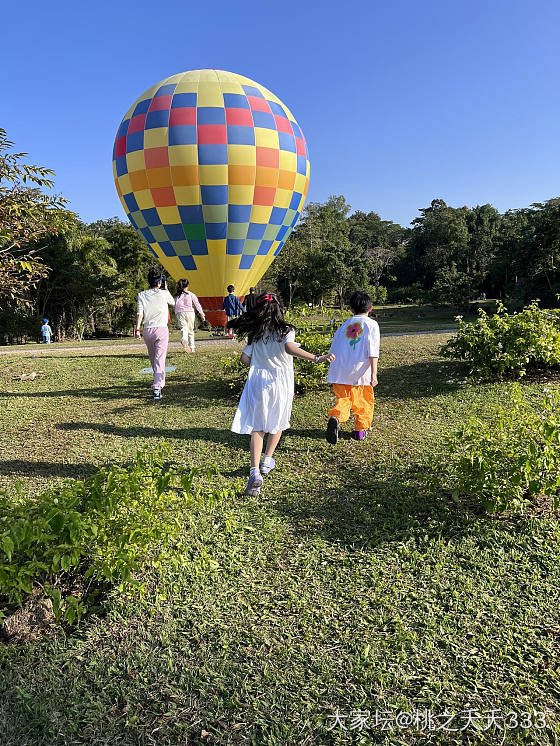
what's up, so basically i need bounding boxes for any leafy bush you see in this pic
[441,385,560,513]
[0,447,232,624]
[440,301,560,379]
[219,329,333,394]
[293,330,332,392]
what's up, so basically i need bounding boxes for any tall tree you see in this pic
[0,128,67,308]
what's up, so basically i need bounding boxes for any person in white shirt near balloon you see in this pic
[135,268,175,400]
[326,290,380,443]
[174,278,206,353]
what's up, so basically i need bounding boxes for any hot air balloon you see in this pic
[113,69,310,326]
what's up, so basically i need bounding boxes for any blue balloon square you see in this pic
[228,204,252,222]
[188,239,208,255]
[156,83,177,97]
[270,207,287,225]
[169,125,196,146]
[291,121,302,139]
[227,126,255,146]
[197,107,226,125]
[179,255,196,270]
[223,93,250,109]
[115,156,128,176]
[252,111,275,130]
[267,101,286,117]
[140,227,155,243]
[198,144,228,165]
[227,238,245,255]
[165,224,186,241]
[118,119,130,138]
[242,85,264,98]
[159,241,175,257]
[172,93,197,108]
[201,185,228,205]
[257,240,273,255]
[296,155,307,175]
[206,222,227,240]
[278,132,296,152]
[142,208,160,227]
[133,99,151,116]
[179,205,203,223]
[123,193,139,212]
[289,192,302,210]
[247,223,266,239]
[126,131,144,153]
[239,254,255,269]
[146,110,169,129]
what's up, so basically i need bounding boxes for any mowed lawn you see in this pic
[0,335,559,745]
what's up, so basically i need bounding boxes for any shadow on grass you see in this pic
[57,422,241,447]
[4,380,224,405]
[269,462,476,549]
[0,460,100,479]
[376,359,464,400]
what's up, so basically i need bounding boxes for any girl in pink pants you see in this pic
[135,268,175,400]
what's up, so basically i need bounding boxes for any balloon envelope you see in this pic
[113,69,310,324]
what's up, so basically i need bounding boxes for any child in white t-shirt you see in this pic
[326,290,380,443]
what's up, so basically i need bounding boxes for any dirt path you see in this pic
[0,330,455,357]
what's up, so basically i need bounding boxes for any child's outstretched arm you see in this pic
[285,341,335,364]
[370,356,378,387]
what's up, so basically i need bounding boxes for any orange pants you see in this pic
[328,384,374,431]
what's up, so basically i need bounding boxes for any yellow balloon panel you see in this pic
[113,69,310,304]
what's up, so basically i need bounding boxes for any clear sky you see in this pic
[4,0,559,227]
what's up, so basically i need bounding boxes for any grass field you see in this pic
[0,333,559,745]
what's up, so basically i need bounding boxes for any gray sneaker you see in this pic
[259,458,275,475]
[245,472,263,496]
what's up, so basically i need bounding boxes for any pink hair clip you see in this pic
[257,293,275,303]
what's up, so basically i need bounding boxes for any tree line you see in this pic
[263,195,560,311]
[1,129,559,343]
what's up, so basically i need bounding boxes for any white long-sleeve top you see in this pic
[136,288,175,328]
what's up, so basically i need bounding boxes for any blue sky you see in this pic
[4,0,559,227]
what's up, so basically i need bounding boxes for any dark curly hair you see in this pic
[227,292,294,344]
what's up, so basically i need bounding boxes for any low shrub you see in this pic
[219,329,333,394]
[440,385,560,513]
[440,301,560,379]
[0,447,232,624]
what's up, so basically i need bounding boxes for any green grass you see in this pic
[0,334,559,745]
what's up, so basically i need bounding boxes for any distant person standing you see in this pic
[174,278,206,353]
[41,318,52,344]
[135,268,175,400]
[222,284,245,338]
[244,287,258,313]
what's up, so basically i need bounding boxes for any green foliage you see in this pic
[219,329,333,394]
[441,385,560,513]
[220,351,248,392]
[0,447,232,624]
[0,128,69,309]
[292,330,332,391]
[440,300,560,379]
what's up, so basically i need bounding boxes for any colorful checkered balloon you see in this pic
[113,69,310,324]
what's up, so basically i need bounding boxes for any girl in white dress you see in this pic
[229,293,335,496]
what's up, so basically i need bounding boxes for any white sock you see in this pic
[262,456,273,465]
[250,466,260,476]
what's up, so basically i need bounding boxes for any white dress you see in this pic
[231,330,296,434]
